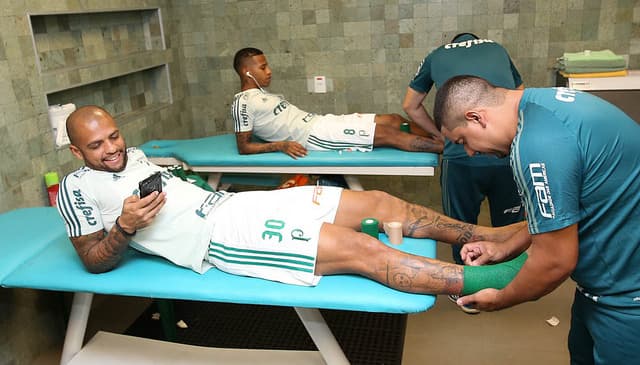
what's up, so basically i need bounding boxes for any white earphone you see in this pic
[245,71,264,92]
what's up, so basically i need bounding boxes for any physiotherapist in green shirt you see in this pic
[434,75,640,365]
[403,33,525,312]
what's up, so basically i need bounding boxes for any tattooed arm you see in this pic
[70,192,166,273]
[235,131,307,158]
[70,226,133,273]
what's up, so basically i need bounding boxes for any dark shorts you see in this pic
[568,289,640,364]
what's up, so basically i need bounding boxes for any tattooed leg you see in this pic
[402,201,527,245]
[378,254,464,294]
[335,190,525,246]
[403,202,485,244]
[317,223,524,295]
[317,222,462,294]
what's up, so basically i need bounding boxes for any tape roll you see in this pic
[361,218,379,239]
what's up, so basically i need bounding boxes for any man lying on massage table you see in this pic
[57,105,527,300]
[231,47,444,159]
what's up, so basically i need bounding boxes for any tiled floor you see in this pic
[401,242,573,364]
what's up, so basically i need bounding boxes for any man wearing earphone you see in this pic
[231,47,443,158]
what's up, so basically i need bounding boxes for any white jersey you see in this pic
[56,148,232,273]
[231,88,319,143]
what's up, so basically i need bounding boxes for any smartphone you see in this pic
[139,171,162,198]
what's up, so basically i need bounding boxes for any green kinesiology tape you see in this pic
[461,252,528,295]
[361,218,379,239]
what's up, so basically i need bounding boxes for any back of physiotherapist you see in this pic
[402,33,525,313]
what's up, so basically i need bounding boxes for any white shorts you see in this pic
[206,185,343,286]
[306,113,376,152]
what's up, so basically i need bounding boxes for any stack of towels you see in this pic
[48,103,76,147]
[557,49,627,78]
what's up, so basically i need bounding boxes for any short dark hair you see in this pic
[233,47,263,73]
[434,75,498,131]
[450,32,480,43]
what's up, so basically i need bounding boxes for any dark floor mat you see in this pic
[125,300,406,365]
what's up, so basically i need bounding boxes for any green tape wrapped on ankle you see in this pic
[461,252,528,295]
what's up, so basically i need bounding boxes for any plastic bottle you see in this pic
[44,172,59,207]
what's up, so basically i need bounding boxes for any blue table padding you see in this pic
[139,134,439,167]
[0,207,436,314]
[0,207,66,282]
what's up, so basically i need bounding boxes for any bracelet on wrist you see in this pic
[115,216,136,237]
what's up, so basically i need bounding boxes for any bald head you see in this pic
[433,76,503,131]
[66,105,128,172]
[66,105,114,145]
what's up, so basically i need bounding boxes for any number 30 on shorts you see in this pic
[262,219,285,242]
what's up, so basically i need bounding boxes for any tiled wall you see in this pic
[183,0,640,205]
[31,9,164,72]
[0,2,189,364]
[1,1,639,364]
[47,64,171,117]
[2,2,638,212]
[0,1,188,213]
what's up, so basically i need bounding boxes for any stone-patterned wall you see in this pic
[0,1,189,213]
[47,64,171,116]
[1,1,640,364]
[181,0,640,206]
[31,9,164,72]
[0,1,190,364]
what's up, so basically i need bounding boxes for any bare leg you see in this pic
[315,223,463,294]
[373,122,443,153]
[333,190,524,246]
[374,113,431,138]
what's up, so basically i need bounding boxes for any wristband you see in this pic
[115,216,136,237]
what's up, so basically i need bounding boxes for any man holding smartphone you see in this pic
[139,171,162,198]
[58,105,529,294]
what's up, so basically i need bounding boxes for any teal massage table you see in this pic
[139,134,439,190]
[0,207,436,364]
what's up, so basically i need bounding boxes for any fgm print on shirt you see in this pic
[529,162,555,219]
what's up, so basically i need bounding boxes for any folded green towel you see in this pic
[561,49,626,69]
[561,66,627,74]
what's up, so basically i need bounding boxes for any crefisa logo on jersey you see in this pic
[529,163,555,218]
[239,103,249,127]
[73,189,97,226]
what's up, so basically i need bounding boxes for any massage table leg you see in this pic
[59,294,350,364]
[343,175,363,191]
[294,307,350,365]
[157,299,177,341]
[207,172,223,190]
[60,292,93,365]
